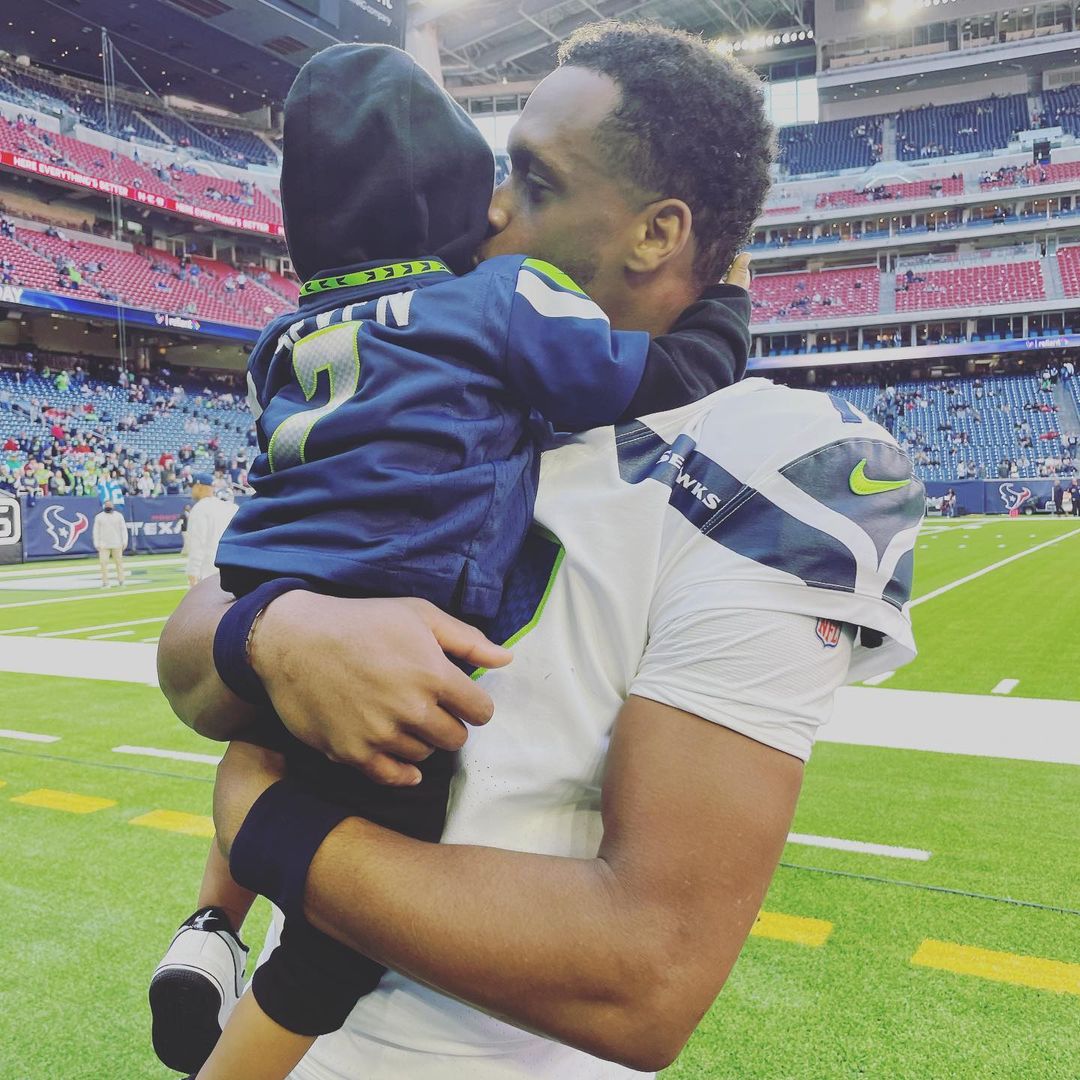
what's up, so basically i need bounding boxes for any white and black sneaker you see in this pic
[149,907,249,1075]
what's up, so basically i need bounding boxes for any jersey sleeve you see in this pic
[503,259,649,431]
[630,607,853,761]
[619,285,751,421]
[632,388,924,686]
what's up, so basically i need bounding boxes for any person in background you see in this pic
[92,500,127,587]
[185,473,238,587]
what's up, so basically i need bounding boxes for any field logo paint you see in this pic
[999,484,1033,512]
[816,618,842,648]
[42,505,89,553]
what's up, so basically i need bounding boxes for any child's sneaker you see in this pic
[149,907,249,1075]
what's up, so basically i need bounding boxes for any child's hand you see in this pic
[722,252,752,290]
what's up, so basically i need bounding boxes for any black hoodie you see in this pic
[280,43,494,280]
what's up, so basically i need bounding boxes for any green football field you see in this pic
[0,518,1077,1079]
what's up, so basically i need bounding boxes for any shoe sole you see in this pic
[149,966,225,1075]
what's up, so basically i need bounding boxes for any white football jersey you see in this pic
[278,378,923,1080]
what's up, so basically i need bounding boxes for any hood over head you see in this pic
[281,43,494,281]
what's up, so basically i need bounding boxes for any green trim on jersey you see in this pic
[522,258,585,296]
[300,259,452,297]
[472,531,565,681]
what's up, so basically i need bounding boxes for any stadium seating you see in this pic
[5,358,1064,490]
[827,374,1065,481]
[777,117,883,175]
[0,64,277,168]
[143,112,277,167]
[815,177,964,209]
[1,223,294,328]
[894,260,1045,313]
[1057,244,1080,298]
[895,95,1030,161]
[749,267,880,324]
[0,361,254,488]
[1042,85,1080,139]
[0,116,284,228]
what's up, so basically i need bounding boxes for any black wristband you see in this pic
[229,778,353,920]
[213,577,309,707]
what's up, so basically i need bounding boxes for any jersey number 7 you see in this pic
[266,321,361,473]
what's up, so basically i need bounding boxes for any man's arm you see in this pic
[216,695,803,1072]
[157,585,511,784]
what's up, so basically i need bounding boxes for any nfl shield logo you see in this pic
[815,618,842,648]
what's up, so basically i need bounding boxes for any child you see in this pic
[149,42,754,1080]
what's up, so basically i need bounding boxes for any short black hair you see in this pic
[558,20,774,287]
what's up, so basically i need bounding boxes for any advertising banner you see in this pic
[0,283,259,345]
[923,479,1058,514]
[0,149,285,237]
[0,493,22,564]
[127,496,189,554]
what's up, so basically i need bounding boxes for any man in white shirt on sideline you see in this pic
[185,473,238,587]
[92,501,128,587]
[158,22,923,1080]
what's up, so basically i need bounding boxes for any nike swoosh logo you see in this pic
[849,458,912,496]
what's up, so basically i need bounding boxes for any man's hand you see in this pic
[250,593,512,786]
[158,583,511,786]
[212,740,286,859]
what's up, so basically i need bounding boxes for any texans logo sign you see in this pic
[42,505,89,553]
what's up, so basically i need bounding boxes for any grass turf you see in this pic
[0,523,1077,1078]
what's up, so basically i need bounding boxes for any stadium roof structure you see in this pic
[1,0,812,110]
[0,0,403,111]
[424,0,813,86]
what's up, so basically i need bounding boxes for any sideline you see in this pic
[822,686,1080,766]
[0,642,1075,766]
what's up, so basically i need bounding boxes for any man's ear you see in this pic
[625,198,692,274]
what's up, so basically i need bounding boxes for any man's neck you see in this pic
[607,281,697,336]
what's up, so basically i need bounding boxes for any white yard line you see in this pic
[112,745,221,766]
[0,636,158,685]
[862,670,895,686]
[0,585,186,611]
[140,637,160,644]
[0,626,39,634]
[0,556,183,581]
[38,616,169,638]
[0,728,59,743]
[992,679,1020,695]
[87,630,136,640]
[787,832,932,861]
[911,526,1080,608]
[822,686,1080,766]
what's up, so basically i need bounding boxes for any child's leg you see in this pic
[195,990,314,1080]
[150,760,257,1075]
[198,839,257,934]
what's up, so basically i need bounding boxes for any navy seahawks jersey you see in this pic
[216,255,749,619]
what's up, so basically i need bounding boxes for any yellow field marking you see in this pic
[912,939,1080,995]
[10,788,117,814]
[129,809,215,838]
[751,911,834,948]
